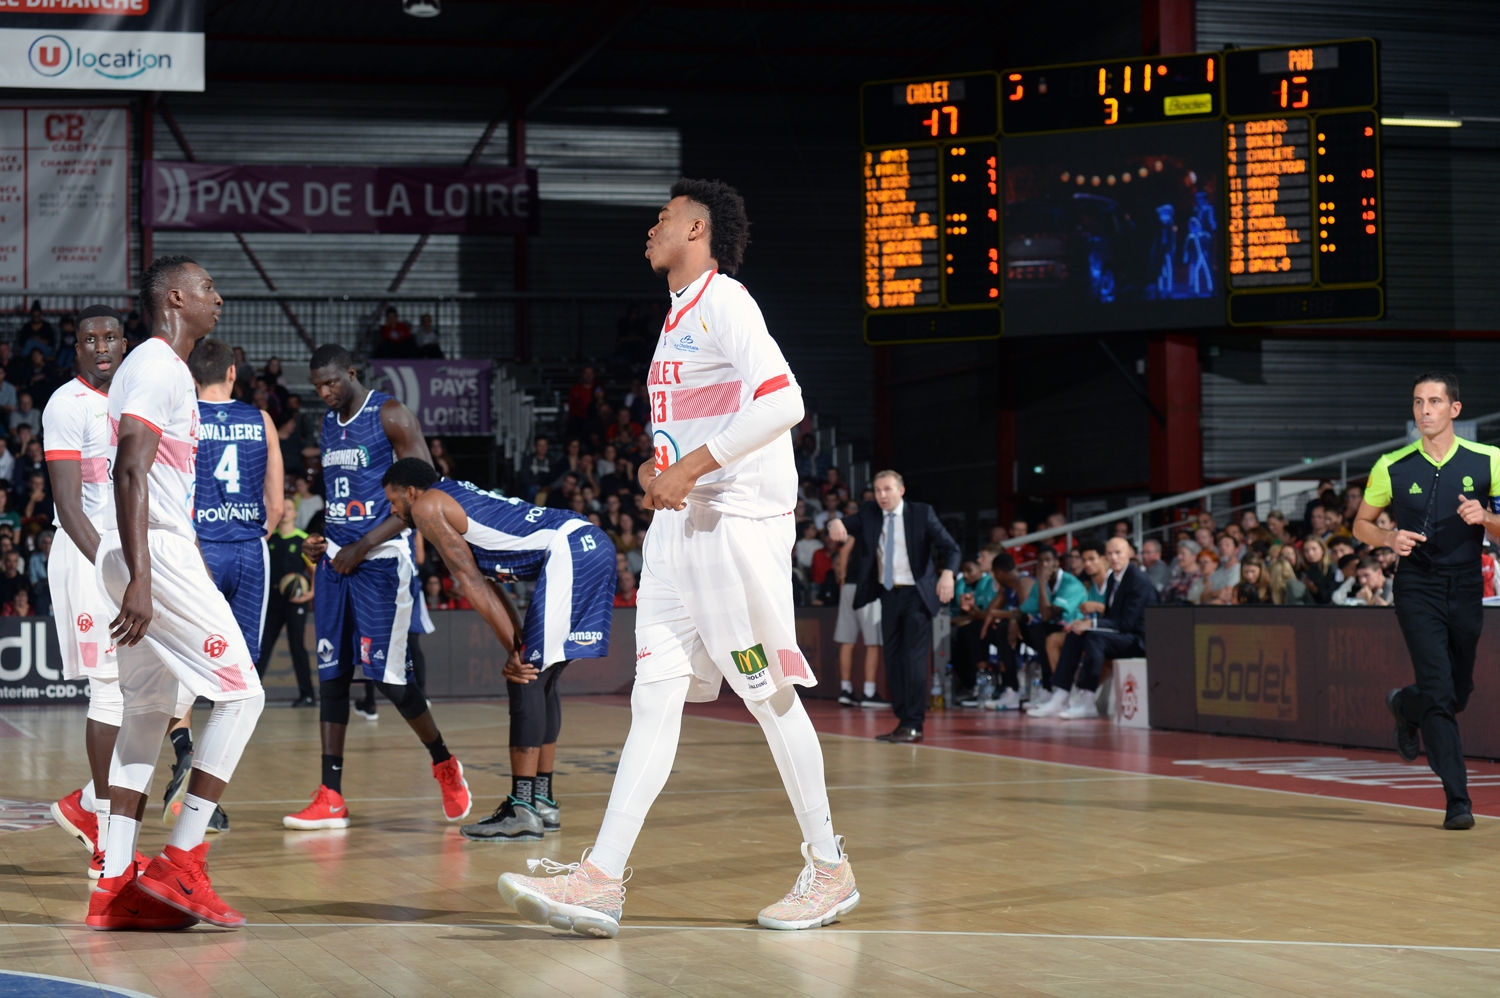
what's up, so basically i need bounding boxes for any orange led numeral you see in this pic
[1103,97,1118,125]
[1279,75,1309,108]
[1007,73,1023,101]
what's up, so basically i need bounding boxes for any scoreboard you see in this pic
[860,38,1382,343]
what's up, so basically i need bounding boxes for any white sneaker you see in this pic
[983,689,1021,711]
[1025,687,1070,717]
[1058,689,1099,719]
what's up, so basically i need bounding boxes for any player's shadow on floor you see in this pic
[261,900,500,922]
[998,795,1423,827]
[0,864,75,879]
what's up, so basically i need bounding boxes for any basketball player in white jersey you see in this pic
[499,179,857,937]
[88,256,265,931]
[46,306,149,879]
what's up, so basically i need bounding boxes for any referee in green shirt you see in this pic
[1355,373,1500,830]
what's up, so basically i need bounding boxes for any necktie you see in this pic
[1105,573,1118,608]
[883,512,896,589]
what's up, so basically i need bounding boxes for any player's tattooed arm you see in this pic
[411,489,526,666]
[48,459,99,563]
[110,415,160,646]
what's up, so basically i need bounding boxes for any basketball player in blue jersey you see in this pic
[153,340,284,833]
[284,344,472,830]
[382,458,617,842]
[189,338,283,672]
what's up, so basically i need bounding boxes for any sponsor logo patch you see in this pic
[1463,475,1476,492]
[731,643,770,676]
[203,634,228,659]
[76,613,93,634]
[316,638,334,663]
[1409,481,1423,495]
[360,637,372,665]
[568,630,604,645]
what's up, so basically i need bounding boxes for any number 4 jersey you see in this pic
[195,398,270,541]
[646,269,804,519]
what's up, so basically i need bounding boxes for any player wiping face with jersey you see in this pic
[188,337,283,665]
[282,344,471,833]
[384,457,616,842]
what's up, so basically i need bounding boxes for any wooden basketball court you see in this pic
[2,697,1497,996]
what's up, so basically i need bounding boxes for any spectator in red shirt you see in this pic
[567,366,597,439]
[615,568,639,607]
[1485,544,1498,599]
[372,307,415,358]
[809,529,840,591]
[1005,518,1037,566]
[607,405,643,442]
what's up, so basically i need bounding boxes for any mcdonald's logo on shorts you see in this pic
[731,643,770,676]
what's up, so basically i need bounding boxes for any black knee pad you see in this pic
[510,662,568,747]
[320,674,352,725]
[375,680,428,720]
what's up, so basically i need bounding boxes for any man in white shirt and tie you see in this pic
[829,471,960,741]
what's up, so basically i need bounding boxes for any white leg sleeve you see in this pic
[192,693,266,782]
[590,675,690,879]
[110,710,172,795]
[744,686,839,861]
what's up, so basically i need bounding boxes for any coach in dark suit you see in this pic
[828,470,960,742]
[1031,536,1157,719]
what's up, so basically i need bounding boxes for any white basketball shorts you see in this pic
[833,582,882,646]
[97,528,263,717]
[634,504,815,703]
[50,526,118,682]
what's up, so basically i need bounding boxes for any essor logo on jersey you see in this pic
[731,643,770,676]
[326,500,372,520]
[360,636,372,664]
[316,638,335,663]
[76,613,93,634]
[568,631,604,645]
[203,634,228,659]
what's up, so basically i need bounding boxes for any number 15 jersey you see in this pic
[646,269,804,519]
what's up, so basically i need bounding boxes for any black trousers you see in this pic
[256,595,313,699]
[1392,566,1481,806]
[1024,620,1064,690]
[1053,628,1145,692]
[879,586,933,730]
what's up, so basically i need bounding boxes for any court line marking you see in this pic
[0,969,156,998]
[7,923,1500,955]
[590,700,1490,820]
[230,774,1161,806]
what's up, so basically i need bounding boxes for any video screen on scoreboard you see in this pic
[1002,120,1224,335]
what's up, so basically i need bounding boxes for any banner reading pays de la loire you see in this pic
[0,1,204,92]
[145,161,541,236]
[0,618,85,705]
[374,360,493,436]
[0,106,130,291]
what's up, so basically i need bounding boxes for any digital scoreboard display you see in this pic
[861,72,1002,344]
[860,39,1382,340]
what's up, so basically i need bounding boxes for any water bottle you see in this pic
[930,670,945,710]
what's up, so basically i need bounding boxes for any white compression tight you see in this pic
[110,694,266,794]
[589,677,837,879]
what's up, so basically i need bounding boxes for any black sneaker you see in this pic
[837,690,858,706]
[1386,688,1420,762]
[352,701,379,722]
[290,695,316,708]
[1444,801,1475,830]
[161,750,192,823]
[534,795,561,832]
[460,797,544,842]
[207,805,230,834]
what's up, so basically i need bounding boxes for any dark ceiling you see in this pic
[202,1,1141,102]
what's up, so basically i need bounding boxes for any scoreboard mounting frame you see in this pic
[861,71,1003,346]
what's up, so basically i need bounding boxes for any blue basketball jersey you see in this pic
[194,399,270,542]
[321,390,397,548]
[433,478,587,580]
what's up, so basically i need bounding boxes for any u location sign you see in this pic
[0,1,203,92]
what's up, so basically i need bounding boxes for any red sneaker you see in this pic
[433,757,472,821]
[282,785,351,830]
[51,789,97,852]
[86,872,199,931]
[137,843,245,928]
[88,849,148,880]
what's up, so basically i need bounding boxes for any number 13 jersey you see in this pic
[646,269,803,519]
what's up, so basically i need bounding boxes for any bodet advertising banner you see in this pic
[0,0,204,93]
